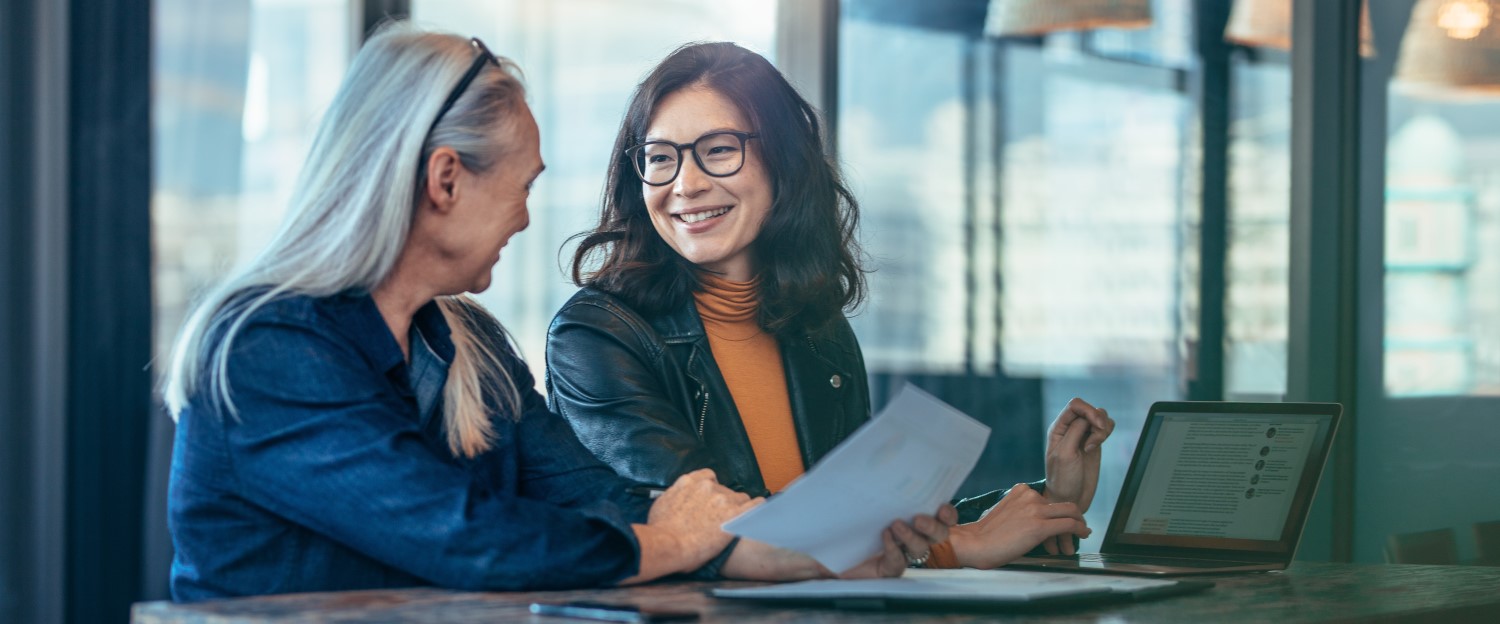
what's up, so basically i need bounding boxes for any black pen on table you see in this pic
[627,486,666,499]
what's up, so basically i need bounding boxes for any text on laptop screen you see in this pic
[1122,414,1324,541]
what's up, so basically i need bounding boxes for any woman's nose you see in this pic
[673,154,712,197]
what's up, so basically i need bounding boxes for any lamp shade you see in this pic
[984,0,1151,37]
[1394,0,1500,95]
[1223,0,1376,57]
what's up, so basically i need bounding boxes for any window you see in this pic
[153,0,353,369]
[1227,57,1292,399]
[839,0,1199,540]
[1352,0,1500,565]
[1382,96,1500,397]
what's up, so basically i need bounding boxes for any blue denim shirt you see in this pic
[168,292,652,601]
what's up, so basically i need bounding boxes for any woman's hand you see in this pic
[1043,398,1115,514]
[623,469,759,584]
[948,483,1091,569]
[890,504,957,568]
[832,527,907,579]
[837,505,957,578]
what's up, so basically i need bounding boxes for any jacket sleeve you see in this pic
[546,299,721,488]
[220,316,642,591]
[952,481,1048,524]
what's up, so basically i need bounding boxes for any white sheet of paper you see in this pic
[721,385,991,572]
[713,568,1180,602]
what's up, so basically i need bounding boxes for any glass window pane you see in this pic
[838,18,977,374]
[1384,97,1500,397]
[1227,59,1292,399]
[153,0,352,373]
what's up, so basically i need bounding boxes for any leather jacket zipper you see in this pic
[687,348,709,440]
[697,387,709,439]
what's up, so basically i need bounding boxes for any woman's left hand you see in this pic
[1043,398,1115,515]
[891,504,957,568]
[832,527,906,578]
[836,505,958,578]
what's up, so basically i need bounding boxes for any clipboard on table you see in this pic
[711,569,1213,611]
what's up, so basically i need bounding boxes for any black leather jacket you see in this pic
[545,287,870,498]
[544,287,1041,526]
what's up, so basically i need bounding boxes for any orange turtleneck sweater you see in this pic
[691,273,959,568]
[692,273,804,493]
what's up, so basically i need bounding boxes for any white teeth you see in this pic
[680,207,730,224]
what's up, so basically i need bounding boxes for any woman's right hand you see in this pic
[650,468,759,557]
[624,468,760,583]
[948,483,1091,569]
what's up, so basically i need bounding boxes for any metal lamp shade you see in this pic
[1223,0,1376,57]
[1394,0,1500,95]
[984,0,1151,37]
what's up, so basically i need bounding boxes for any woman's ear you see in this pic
[424,146,462,213]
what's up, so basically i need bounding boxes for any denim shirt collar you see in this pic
[336,293,454,427]
[336,292,454,370]
[408,321,449,430]
[411,300,455,361]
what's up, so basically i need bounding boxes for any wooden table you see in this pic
[132,562,1500,623]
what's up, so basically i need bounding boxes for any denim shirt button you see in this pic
[829,374,842,389]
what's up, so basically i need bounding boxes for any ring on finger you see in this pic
[905,549,931,568]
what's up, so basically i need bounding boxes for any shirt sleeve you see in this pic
[505,353,653,524]
[219,315,642,591]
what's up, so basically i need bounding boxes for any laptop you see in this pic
[1010,401,1342,576]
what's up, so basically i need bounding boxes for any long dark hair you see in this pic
[570,42,865,337]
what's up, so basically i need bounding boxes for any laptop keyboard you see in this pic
[1036,553,1249,568]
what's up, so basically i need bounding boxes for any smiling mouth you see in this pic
[675,206,733,224]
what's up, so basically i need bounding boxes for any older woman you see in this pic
[548,42,1115,572]
[161,25,922,602]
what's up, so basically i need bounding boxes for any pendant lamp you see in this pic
[1394,0,1500,96]
[1223,0,1376,57]
[984,0,1152,37]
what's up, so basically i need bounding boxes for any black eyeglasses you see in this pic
[625,131,760,186]
[426,38,501,137]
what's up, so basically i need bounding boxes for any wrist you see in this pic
[948,523,979,569]
[633,523,693,577]
[722,539,824,581]
[1043,485,1074,506]
[1043,489,1091,514]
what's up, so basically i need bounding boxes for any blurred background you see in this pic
[5,0,1500,621]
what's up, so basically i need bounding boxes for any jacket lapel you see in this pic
[652,300,769,495]
[782,333,851,469]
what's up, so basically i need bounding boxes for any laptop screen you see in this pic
[1105,403,1340,557]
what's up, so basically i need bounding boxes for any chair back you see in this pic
[1473,520,1500,564]
[1384,528,1458,565]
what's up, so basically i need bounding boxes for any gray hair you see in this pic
[164,22,527,458]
